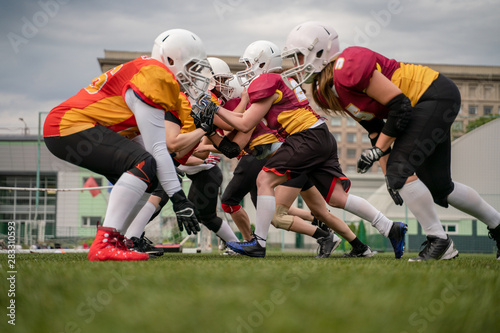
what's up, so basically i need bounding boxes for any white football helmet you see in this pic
[237,40,282,87]
[226,75,244,101]
[151,29,211,102]
[207,57,234,102]
[281,21,340,89]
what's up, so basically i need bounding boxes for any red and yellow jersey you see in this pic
[333,47,439,121]
[247,73,321,138]
[43,56,182,139]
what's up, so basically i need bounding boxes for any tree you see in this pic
[466,115,500,133]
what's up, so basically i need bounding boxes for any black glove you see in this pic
[191,97,220,136]
[170,190,200,235]
[357,147,384,173]
[386,176,403,206]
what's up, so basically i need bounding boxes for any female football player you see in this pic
[281,21,500,261]
[198,40,407,258]
[43,29,205,261]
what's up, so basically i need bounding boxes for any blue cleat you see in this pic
[388,222,408,259]
[226,235,266,258]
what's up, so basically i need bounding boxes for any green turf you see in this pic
[0,251,498,333]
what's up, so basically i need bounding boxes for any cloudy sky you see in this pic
[1,0,499,135]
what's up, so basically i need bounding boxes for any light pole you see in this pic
[19,117,29,135]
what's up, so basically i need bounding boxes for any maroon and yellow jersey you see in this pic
[224,97,283,155]
[169,92,219,165]
[247,73,321,138]
[333,47,439,121]
[44,56,182,139]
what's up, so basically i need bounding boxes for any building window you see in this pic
[347,133,357,143]
[442,223,458,235]
[469,84,479,99]
[82,216,101,227]
[361,135,370,143]
[484,105,493,116]
[452,121,463,131]
[346,118,357,127]
[345,165,356,173]
[332,132,341,142]
[347,149,357,159]
[330,117,342,126]
[468,105,477,115]
[484,85,494,100]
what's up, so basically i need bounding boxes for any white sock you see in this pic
[216,220,239,242]
[121,193,150,233]
[399,179,447,239]
[255,195,276,247]
[124,201,156,239]
[102,173,147,233]
[447,182,500,229]
[344,194,393,237]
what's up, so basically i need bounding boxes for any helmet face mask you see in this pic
[281,22,340,89]
[151,29,211,102]
[236,40,282,87]
[177,59,212,102]
[207,57,234,102]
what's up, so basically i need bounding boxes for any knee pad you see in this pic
[201,216,223,232]
[127,155,158,193]
[271,205,294,231]
[215,136,241,159]
[385,172,407,191]
[221,203,242,214]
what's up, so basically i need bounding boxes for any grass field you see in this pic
[1,251,499,333]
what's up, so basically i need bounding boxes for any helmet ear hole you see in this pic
[316,50,323,59]
[259,63,266,69]
[167,57,174,66]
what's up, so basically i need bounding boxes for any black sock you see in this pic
[349,237,366,250]
[312,227,329,239]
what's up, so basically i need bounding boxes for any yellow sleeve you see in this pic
[130,65,181,111]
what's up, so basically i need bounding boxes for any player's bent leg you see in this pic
[222,204,252,241]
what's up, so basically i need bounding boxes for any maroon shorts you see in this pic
[263,123,350,201]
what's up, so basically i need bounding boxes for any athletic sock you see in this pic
[349,237,366,250]
[398,179,447,239]
[216,220,239,242]
[124,201,156,239]
[447,182,500,229]
[344,194,392,237]
[312,228,330,239]
[102,173,148,233]
[255,195,276,247]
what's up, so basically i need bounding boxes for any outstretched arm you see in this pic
[216,93,277,133]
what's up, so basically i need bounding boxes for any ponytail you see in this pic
[311,61,346,117]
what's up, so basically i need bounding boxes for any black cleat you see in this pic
[226,234,266,258]
[342,245,374,258]
[408,235,458,262]
[488,225,500,260]
[388,222,408,259]
[315,233,341,258]
[125,234,164,258]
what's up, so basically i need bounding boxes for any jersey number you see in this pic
[288,78,307,102]
[85,64,123,94]
[346,103,375,121]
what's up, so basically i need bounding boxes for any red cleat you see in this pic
[88,226,149,261]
